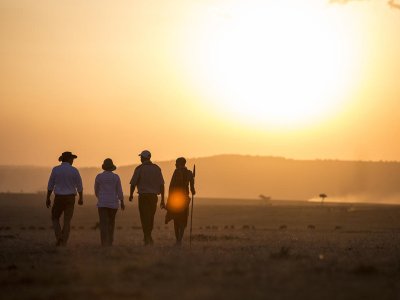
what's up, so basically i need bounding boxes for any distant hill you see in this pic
[0,155,399,203]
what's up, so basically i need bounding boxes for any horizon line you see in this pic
[1,153,400,168]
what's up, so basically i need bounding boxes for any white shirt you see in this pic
[130,161,164,194]
[95,171,123,209]
[47,162,83,195]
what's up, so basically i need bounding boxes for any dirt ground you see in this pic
[1,194,400,300]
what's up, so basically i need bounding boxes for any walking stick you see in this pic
[189,164,196,248]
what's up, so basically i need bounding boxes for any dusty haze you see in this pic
[1,155,399,203]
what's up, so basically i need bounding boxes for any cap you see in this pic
[139,150,151,159]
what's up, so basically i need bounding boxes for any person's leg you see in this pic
[138,195,148,244]
[108,208,117,246]
[98,207,109,246]
[147,195,158,244]
[51,196,64,245]
[61,196,75,245]
[173,220,180,242]
[179,206,189,243]
[179,226,185,242]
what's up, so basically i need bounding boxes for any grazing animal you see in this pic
[279,225,287,230]
[308,225,316,230]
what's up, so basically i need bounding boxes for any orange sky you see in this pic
[1,0,400,167]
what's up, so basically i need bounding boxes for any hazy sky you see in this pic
[1,0,400,167]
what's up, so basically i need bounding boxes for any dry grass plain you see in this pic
[1,194,400,300]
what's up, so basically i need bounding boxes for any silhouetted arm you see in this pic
[78,191,83,205]
[75,171,83,205]
[46,169,55,208]
[116,175,125,210]
[46,190,53,208]
[189,171,196,196]
[129,167,140,202]
[129,184,135,202]
[94,176,99,198]
[159,169,165,208]
[160,184,165,209]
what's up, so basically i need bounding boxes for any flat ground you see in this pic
[1,194,400,300]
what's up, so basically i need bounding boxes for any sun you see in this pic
[181,0,363,129]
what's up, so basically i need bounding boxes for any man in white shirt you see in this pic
[46,151,83,246]
[129,150,165,245]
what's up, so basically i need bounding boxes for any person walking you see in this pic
[129,150,165,245]
[165,157,195,245]
[95,158,125,247]
[46,151,83,246]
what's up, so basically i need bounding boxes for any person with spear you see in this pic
[164,157,195,246]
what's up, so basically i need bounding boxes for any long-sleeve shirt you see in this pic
[130,161,164,195]
[47,162,83,195]
[95,171,123,209]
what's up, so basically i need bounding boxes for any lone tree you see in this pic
[319,193,327,205]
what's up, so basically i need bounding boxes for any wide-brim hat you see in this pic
[58,151,78,162]
[139,150,151,159]
[102,158,117,171]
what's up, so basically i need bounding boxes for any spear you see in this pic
[189,164,196,248]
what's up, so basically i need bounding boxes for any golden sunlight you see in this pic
[183,1,365,129]
[167,190,189,213]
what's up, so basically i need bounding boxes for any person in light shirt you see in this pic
[94,158,125,246]
[46,151,83,246]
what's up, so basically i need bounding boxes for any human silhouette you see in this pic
[46,151,83,246]
[95,158,125,246]
[129,150,165,245]
[165,157,195,245]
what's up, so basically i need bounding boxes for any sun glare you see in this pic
[182,1,364,129]
[167,191,188,213]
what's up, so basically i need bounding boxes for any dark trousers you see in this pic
[52,195,75,245]
[98,207,118,246]
[138,193,158,243]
